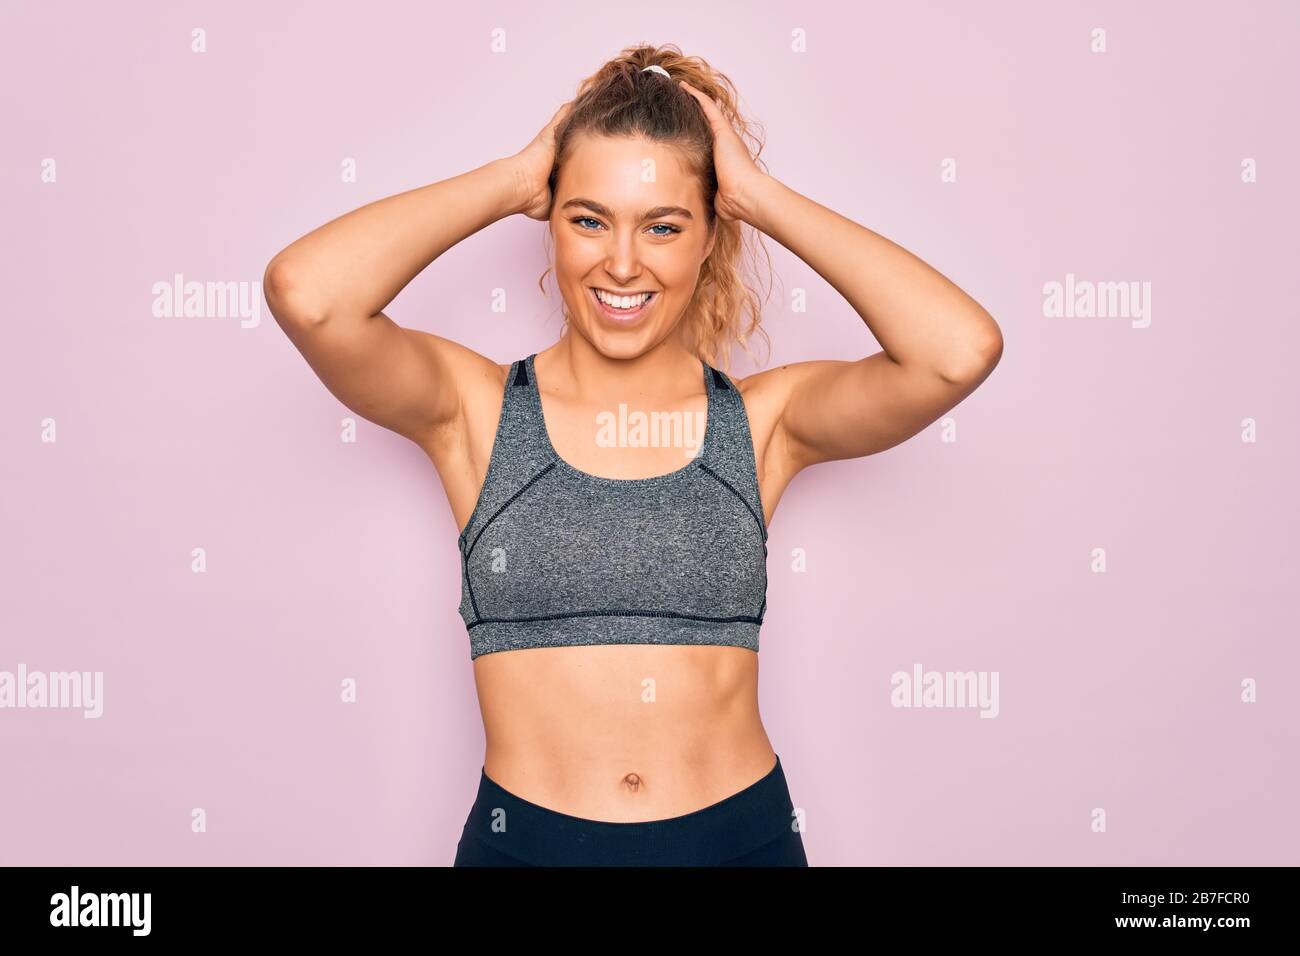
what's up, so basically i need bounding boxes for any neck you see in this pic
[539,331,703,403]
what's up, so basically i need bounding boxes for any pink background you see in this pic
[2,0,1297,866]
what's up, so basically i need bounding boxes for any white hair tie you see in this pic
[641,65,671,79]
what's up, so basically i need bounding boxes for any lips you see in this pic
[589,287,658,323]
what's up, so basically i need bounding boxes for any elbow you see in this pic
[264,256,327,328]
[938,320,1003,386]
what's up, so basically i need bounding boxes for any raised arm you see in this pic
[738,174,1003,471]
[679,81,1003,475]
[263,104,570,447]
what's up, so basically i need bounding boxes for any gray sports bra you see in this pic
[456,352,769,660]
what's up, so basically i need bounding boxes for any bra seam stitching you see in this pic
[457,359,522,551]
[467,609,764,630]
[464,462,559,624]
[697,461,767,542]
[465,461,557,563]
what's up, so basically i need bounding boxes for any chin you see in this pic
[576,325,656,361]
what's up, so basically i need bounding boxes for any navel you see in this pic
[621,772,643,792]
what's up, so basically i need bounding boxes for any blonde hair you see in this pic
[537,43,774,374]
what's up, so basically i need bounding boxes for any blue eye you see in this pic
[569,217,681,236]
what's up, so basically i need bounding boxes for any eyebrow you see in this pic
[560,197,695,221]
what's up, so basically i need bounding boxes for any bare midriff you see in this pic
[471,642,777,822]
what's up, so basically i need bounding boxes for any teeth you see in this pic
[595,289,653,309]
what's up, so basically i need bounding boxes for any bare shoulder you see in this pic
[731,361,820,409]
[731,360,833,441]
[732,364,787,435]
[729,362,822,502]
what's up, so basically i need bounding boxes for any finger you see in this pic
[677,80,729,135]
[548,101,572,130]
[677,80,714,114]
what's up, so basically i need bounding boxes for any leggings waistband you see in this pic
[460,754,797,866]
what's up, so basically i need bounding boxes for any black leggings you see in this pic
[453,753,808,867]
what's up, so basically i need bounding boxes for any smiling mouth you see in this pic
[588,287,659,322]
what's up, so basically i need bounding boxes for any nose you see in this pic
[601,229,645,287]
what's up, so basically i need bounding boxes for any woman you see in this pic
[264,44,1002,867]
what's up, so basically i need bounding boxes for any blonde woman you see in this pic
[264,44,1002,867]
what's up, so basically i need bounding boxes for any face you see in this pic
[549,133,715,358]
